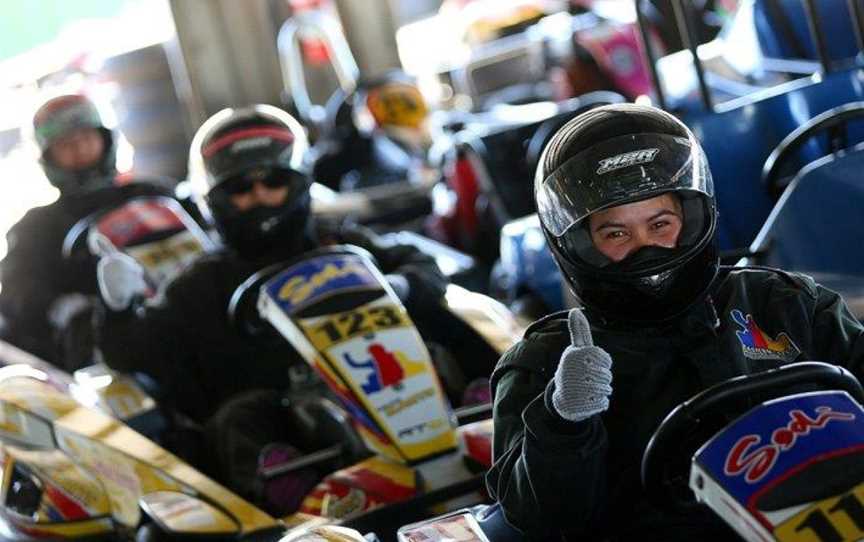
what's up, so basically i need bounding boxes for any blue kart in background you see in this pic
[494,0,864,319]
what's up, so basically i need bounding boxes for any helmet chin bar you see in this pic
[636,269,676,297]
[554,232,720,325]
[214,192,313,261]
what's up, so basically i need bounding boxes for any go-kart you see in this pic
[227,245,526,536]
[0,339,289,541]
[427,90,624,266]
[278,4,436,231]
[413,0,661,111]
[396,361,864,542]
[60,195,217,441]
[492,213,566,319]
[637,0,864,250]
[309,73,438,231]
[63,195,215,294]
[733,102,864,319]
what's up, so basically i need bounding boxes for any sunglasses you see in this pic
[220,174,294,196]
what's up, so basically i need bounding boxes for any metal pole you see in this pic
[671,0,713,111]
[802,0,832,73]
[634,0,667,110]
[847,0,864,55]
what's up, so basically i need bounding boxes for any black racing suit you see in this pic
[0,181,171,369]
[96,222,448,507]
[486,267,864,541]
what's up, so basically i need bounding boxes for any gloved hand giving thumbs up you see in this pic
[551,308,613,422]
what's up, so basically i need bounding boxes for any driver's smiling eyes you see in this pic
[651,219,673,231]
[603,220,674,242]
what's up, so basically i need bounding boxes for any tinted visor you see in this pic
[202,126,297,189]
[536,133,712,238]
[210,167,310,206]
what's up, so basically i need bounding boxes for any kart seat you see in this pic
[746,146,864,314]
[753,0,858,62]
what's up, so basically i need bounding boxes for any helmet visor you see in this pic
[202,125,299,189]
[536,133,712,238]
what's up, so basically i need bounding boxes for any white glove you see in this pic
[97,253,148,312]
[551,308,613,422]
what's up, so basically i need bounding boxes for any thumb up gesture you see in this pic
[550,309,613,422]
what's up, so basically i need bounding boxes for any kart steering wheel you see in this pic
[62,214,99,263]
[227,245,377,340]
[762,102,864,199]
[641,361,864,512]
[227,260,287,341]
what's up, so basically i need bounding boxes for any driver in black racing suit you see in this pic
[0,93,171,369]
[486,104,864,540]
[96,105,447,515]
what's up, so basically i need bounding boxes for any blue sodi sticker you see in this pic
[264,254,381,315]
[695,391,864,507]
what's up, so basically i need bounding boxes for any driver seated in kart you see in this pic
[0,93,173,370]
[96,104,449,515]
[487,104,864,541]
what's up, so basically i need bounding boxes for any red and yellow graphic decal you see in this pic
[300,456,416,518]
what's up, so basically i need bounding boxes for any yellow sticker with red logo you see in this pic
[774,482,864,541]
[298,300,457,463]
[366,83,428,129]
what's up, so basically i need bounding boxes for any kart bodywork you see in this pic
[250,247,519,534]
[0,342,283,541]
[397,366,864,542]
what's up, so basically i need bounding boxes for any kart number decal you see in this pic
[310,306,406,347]
[775,483,864,542]
[125,231,204,284]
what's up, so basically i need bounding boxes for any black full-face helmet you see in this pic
[188,104,312,260]
[32,93,117,194]
[535,103,719,324]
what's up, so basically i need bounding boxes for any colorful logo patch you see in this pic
[731,309,801,363]
[343,343,426,394]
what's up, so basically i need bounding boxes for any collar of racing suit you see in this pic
[584,270,727,341]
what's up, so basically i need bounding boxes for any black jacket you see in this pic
[97,222,446,423]
[486,267,864,541]
[0,181,171,365]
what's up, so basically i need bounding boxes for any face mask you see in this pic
[222,199,311,261]
[603,245,680,274]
